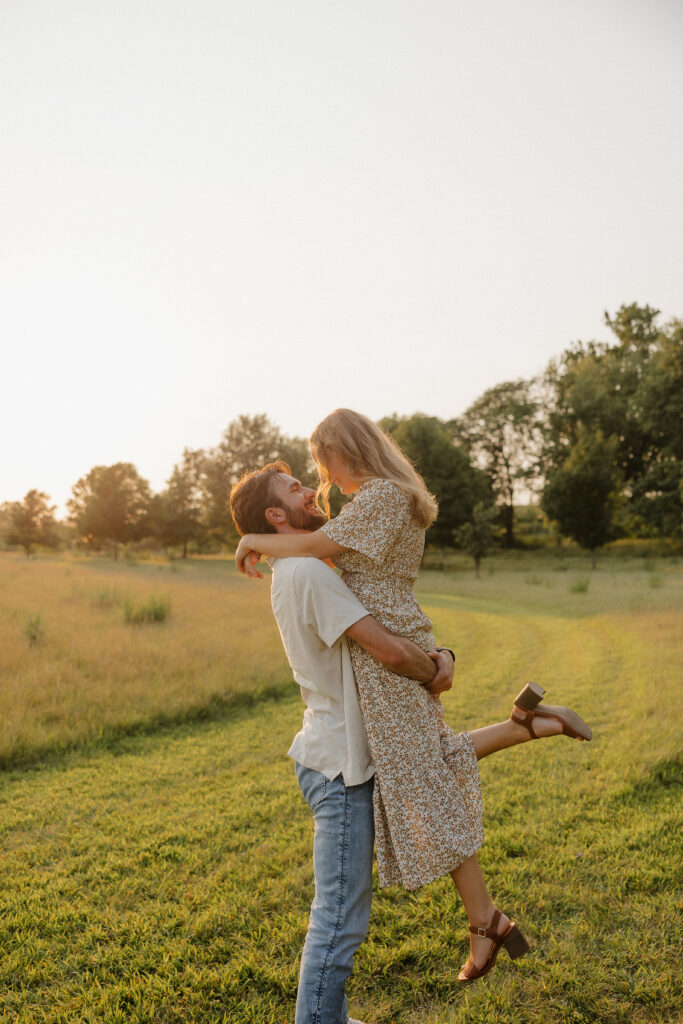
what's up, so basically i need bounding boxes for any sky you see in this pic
[1,0,682,514]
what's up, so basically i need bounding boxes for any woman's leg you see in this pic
[469,714,561,759]
[449,853,512,972]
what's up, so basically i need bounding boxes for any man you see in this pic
[230,462,455,1024]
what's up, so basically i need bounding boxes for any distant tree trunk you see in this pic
[113,541,119,561]
[182,539,188,559]
[591,549,597,570]
[475,554,481,578]
[501,503,514,547]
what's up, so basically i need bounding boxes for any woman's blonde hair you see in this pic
[310,409,438,528]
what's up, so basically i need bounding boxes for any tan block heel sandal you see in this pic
[511,681,592,741]
[458,909,530,981]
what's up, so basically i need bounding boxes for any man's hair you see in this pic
[230,461,291,536]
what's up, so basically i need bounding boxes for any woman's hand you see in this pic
[235,535,263,578]
[426,649,454,695]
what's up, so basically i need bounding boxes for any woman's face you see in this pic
[322,450,364,495]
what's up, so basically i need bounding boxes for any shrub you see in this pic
[92,588,122,609]
[123,596,170,625]
[569,577,590,594]
[25,613,45,647]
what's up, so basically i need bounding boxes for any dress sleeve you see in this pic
[320,479,408,563]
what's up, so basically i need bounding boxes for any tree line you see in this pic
[2,304,681,564]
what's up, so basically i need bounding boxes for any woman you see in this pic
[235,409,591,980]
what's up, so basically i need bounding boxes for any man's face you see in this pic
[269,473,327,531]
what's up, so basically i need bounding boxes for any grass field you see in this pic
[0,551,681,1022]
[0,554,288,768]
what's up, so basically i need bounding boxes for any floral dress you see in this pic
[321,478,484,890]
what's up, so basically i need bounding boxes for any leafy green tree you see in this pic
[154,449,206,558]
[637,318,683,460]
[68,463,152,559]
[8,490,59,556]
[278,436,315,487]
[628,461,682,538]
[542,304,682,537]
[542,429,621,568]
[454,379,542,547]
[0,502,14,548]
[630,319,683,537]
[203,415,314,545]
[545,306,659,480]
[380,414,492,546]
[454,502,502,577]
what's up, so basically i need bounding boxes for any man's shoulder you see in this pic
[273,556,342,590]
[272,556,368,646]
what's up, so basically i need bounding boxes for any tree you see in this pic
[454,502,502,577]
[278,434,316,488]
[202,414,314,545]
[0,503,12,548]
[630,318,683,537]
[8,490,59,556]
[545,306,660,482]
[542,429,621,568]
[154,449,206,558]
[454,380,542,547]
[542,304,682,537]
[380,414,492,546]
[628,461,682,538]
[68,463,152,559]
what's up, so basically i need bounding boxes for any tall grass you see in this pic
[23,612,45,647]
[0,555,288,767]
[123,595,171,624]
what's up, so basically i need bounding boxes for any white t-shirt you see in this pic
[269,556,375,786]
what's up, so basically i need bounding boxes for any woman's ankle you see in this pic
[467,902,497,929]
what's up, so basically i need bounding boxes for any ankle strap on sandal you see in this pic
[469,908,502,939]
[511,704,539,739]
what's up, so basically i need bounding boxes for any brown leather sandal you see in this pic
[458,908,530,981]
[511,681,592,741]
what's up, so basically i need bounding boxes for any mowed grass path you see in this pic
[0,553,681,1022]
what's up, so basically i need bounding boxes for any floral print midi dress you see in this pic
[321,478,484,890]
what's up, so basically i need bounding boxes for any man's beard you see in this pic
[285,505,327,531]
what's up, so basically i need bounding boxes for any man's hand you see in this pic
[425,649,454,695]
[235,536,263,578]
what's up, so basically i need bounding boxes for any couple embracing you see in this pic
[230,408,591,1024]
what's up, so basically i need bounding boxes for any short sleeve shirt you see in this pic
[269,556,374,786]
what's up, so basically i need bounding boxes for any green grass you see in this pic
[0,554,288,768]
[0,552,681,1022]
[123,594,171,624]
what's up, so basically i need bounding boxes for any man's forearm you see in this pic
[390,636,438,683]
[346,615,436,682]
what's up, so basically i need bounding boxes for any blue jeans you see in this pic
[295,763,375,1024]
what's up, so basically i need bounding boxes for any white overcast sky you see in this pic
[1,0,682,513]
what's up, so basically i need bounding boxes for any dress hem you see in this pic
[377,835,485,892]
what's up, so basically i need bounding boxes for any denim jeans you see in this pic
[294,762,375,1024]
